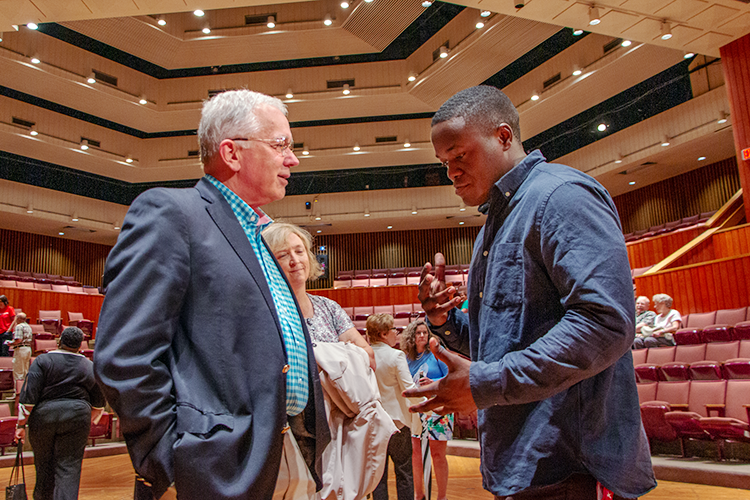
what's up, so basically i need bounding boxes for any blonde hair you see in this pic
[366,313,394,344]
[262,222,323,280]
[400,319,430,361]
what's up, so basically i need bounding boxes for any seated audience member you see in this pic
[7,312,32,380]
[633,293,681,349]
[634,296,656,334]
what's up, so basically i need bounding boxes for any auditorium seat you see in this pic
[740,340,750,358]
[640,381,690,448]
[722,359,750,379]
[393,317,410,328]
[51,284,69,293]
[664,380,727,456]
[715,307,748,327]
[687,312,717,330]
[0,280,16,288]
[0,412,19,455]
[631,348,647,366]
[389,268,406,278]
[16,282,34,290]
[68,285,85,294]
[342,307,354,318]
[698,379,750,459]
[29,324,46,335]
[82,286,100,295]
[702,325,733,343]
[89,411,113,446]
[689,361,723,380]
[33,339,58,355]
[674,328,702,345]
[405,267,422,277]
[635,364,660,383]
[387,276,407,286]
[412,305,425,317]
[704,341,740,363]
[676,214,700,229]
[631,266,652,277]
[15,271,33,282]
[333,280,351,289]
[350,278,369,288]
[68,312,94,338]
[0,370,12,394]
[393,304,412,318]
[674,344,707,363]
[38,310,63,336]
[373,305,393,315]
[336,271,353,280]
[370,269,388,279]
[353,270,371,279]
[733,322,750,340]
[406,275,420,285]
[32,273,47,282]
[660,362,690,381]
[369,278,388,287]
[33,283,53,291]
[353,320,367,330]
[353,306,373,318]
[645,346,676,364]
[636,381,657,404]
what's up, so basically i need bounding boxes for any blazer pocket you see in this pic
[483,243,523,310]
[176,403,235,437]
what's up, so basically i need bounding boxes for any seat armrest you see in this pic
[669,404,689,411]
[705,403,726,417]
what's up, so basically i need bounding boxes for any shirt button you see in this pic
[282,364,290,373]
[445,330,451,336]
[479,292,483,298]
[483,251,488,257]
[505,191,510,197]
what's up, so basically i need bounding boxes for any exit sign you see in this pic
[743,147,750,161]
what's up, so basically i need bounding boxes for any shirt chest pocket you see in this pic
[483,243,523,310]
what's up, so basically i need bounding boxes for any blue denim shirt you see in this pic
[430,151,656,498]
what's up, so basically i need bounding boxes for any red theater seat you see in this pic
[659,362,690,381]
[632,348,648,366]
[674,329,702,345]
[702,325,733,343]
[636,382,657,405]
[674,344,706,363]
[734,322,750,341]
[689,361,723,380]
[698,380,750,459]
[89,411,113,446]
[722,359,750,379]
[645,346,675,364]
[687,312,717,329]
[635,364,660,383]
[664,380,727,456]
[715,307,748,327]
[704,341,740,363]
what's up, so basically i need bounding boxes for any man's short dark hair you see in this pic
[432,85,522,142]
[60,327,84,350]
[0,295,7,306]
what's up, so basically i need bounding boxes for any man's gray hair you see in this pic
[432,85,521,141]
[636,296,650,304]
[652,293,673,308]
[198,89,287,163]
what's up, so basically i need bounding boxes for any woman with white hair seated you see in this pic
[633,293,682,349]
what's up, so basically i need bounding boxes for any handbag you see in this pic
[6,443,27,500]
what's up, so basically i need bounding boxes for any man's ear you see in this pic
[218,139,243,173]
[495,123,515,151]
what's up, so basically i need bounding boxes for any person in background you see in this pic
[634,296,656,335]
[633,294,681,349]
[15,326,106,500]
[367,313,416,500]
[405,85,655,499]
[400,320,451,500]
[263,222,375,369]
[7,312,32,380]
[0,295,16,357]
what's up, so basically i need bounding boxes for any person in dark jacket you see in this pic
[15,327,106,500]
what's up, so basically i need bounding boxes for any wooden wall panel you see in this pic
[626,227,702,269]
[634,255,750,315]
[0,287,104,330]
[309,226,481,290]
[310,285,419,308]
[0,228,110,287]
[613,157,740,235]
[713,224,750,259]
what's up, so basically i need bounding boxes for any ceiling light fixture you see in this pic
[365,0,374,3]
[422,0,433,7]
[194,10,205,17]
[439,46,449,58]
[459,203,466,212]
[660,21,672,40]
[139,95,148,105]
[30,56,41,64]
[530,92,540,101]
[403,139,411,148]
[459,221,465,225]
[157,18,167,26]
[26,204,33,214]
[698,156,706,161]
[387,225,393,229]
[302,146,310,156]
[285,88,293,99]
[113,220,121,230]
[58,232,65,236]
[411,207,418,215]
[661,135,670,147]
[480,10,491,17]
[27,23,38,30]
[342,83,350,95]
[629,181,636,185]
[315,216,322,221]
[317,230,322,233]
[476,19,485,29]
[364,209,370,217]
[621,39,632,47]
[341,1,350,8]
[80,139,89,150]
[267,16,276,28]
[597,123,607,132]
[87,73,96,84]
[125,156,134,163]
[589,6,601,26]
[572,28,584,36]
[29,125,38,136]
[572,66,582,76]
[614,154,624,164]
[684,52,695,59]
[353,142,360,151]
[71,212,79,222]
[718,112,729,124]
[202,27,211,34]
[407,71,417,82]
[324,14,333,26]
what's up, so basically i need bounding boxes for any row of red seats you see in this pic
[337,265,469,280]
[637,378,750,460]
[624,211,714,243]
[0,269,81,287]
[334,266,469,289]
[341,304,426,332]
[0,280,100,295]
[673,308,750,344]
[633,341,750,382]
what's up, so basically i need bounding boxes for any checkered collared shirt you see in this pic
[206,175,309,416]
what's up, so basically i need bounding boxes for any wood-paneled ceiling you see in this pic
[0,0,746,245]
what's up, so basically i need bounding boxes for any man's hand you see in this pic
[13,427,25,444]
[418,253,464,327]
[403,338,477,416]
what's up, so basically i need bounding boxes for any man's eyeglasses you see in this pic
[231,137,295,156]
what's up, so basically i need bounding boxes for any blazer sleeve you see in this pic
[94,189,191,497]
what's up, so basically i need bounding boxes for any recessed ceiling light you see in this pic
[267,16,276,28]
[614,154,624,164]
[589,6,601,26]
[324,14,333,26]
[572,67,582,76]
[597,123,607,132]
[408,72,417,82]
[684,52,695,59]
[30,56,41,64]
[125,156,134,163]
[58,232,64,236]
[27,23,38,30]
[315,216,321,221]
[411,207,418,214]
[661,136,670,147]
[698,156,706,161]
[476,20,485,29]
[387,225,393,229]
[530,92,540,101]
[194,10,205,17]
[353,142,360,151]
[660,21,672,40]
[87,73,96,84]
[439,46,449,58]
[341,1,349,8]
[718,112,729,124]
[480,10,491,17]
[421,0,433,7]
[202,27,211,34]
[364,211,370,217]
[29,125,38,136]
[403,139,411,148]
[629,181,636,185]
[459,221,465,225]
[139,96,148,105]
[317,230,322,233]
[157,18,167,26]
[342,83,350,95]
[621,40,632,47]
[572,29,584,36]
[80,139,89,150]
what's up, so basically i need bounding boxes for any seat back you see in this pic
[369,278,388,287]
[715,307,748,326]
[51,284,69,292]
[33,338,58,355]
[674,329,702,345]
[689,361,723,380]
[333,280,351,289]
[0,280,16,288]
[702,325,733,343]
[636,382,657,405]
[687,312,717,329]
[342,307,354,318]
[387,277,407,286]
[704,341,740,363]
[659,362,690,381]
[734,322,750,341]
[740,340,750,358]
[654,380,690,406]
[723,380,750,421]
[353,270,371,279]
[38,310,62,321]
[353,306,374,317]
[645,346,675,364]
[674,344,706,363]
[0,404,11,418]
[406,275,420,285]
[722,359,750,380]
[350,278,369,288]
[0,358,12,370]
[687,380,727,416]
[373,305,393,315]
[68,286,84,294]
[33,283,52,291]
[632,348,648,366]
[68,312,85,322]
